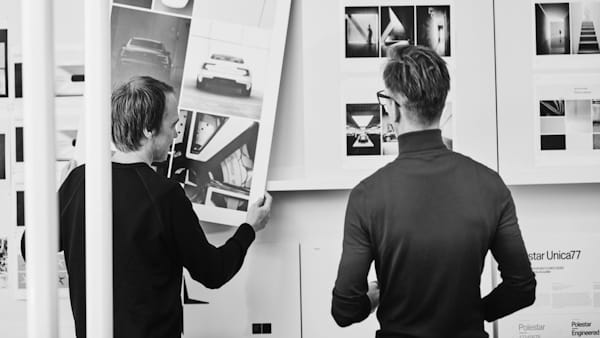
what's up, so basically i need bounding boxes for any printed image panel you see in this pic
[540,117,566,134]
[540,99,565,116]
[380,6,415,57]
[14,63,22,98]
[0,237,6,289]
[192,0,277,30]
[169,110,258,212]
[153,0,195,17]
[381,109,398,156]
[0,134,5,180]
[345,7,379,58]
[111,6,190,98]
[565,99,592,133]
[570,2,600,54]
[541,134,566,150]
[593,99,600,132]
[180,23,269,120]
[113,0,152,9]
[535,3,571,55]
[416,6,451,57]
[346,103,381,156]
[0,29,7,97]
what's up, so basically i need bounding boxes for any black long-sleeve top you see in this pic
[22,162,255,338]
[332,130,536,338]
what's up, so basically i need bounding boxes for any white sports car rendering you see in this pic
[196,54,252,97]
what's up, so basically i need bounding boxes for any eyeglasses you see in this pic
[376,90,401,111]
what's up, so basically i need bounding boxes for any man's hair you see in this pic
[111,76,175,152]
[383,44,450,125]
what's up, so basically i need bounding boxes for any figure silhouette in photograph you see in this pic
[367,24,373,51]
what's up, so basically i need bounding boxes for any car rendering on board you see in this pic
[161,0,189,8]
[119,37,171,77]
[196,54,252,97]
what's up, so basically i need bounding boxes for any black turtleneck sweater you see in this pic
[332,129,536,338]
[22,162,255,338]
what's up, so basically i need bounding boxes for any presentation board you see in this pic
[267,0,498,191]
[495,0,600,185]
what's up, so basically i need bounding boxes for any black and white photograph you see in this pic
[594,133,600,149]
[535,3,571,55]
[381,109,398,156]
[0,29,7,97]
[570,2,600,54]
[593,99,600,132]
[540,99,566,116]
[416,6,451,57]
[179,23,269,120]
[111,5,190,95]
[541,134,567,150]
[168,110,259,211]
[153,0,195,17]
[16,190,25,226]
[15,126,23,162]
[380,6,415,57]
[565,99,592,133]
[346,103,381,156]
[14,63,22,98]
[113,0,152,9]
[345,7,380,58]
[0,237,6,289]
[540,116,566,134]
[0,134,5,179]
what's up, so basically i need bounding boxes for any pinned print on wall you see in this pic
[0,29,7,97]
[0,237,7,289]
[161,0,291,225]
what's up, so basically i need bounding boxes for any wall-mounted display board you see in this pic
[267,0,498,191]
[497,233,600,337]
[495,0,600,185]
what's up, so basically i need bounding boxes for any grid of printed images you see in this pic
[165,0,276,212]
[345,102,452,156]
[539,99,600,150]
[345,5,451,58]
[535,2,600,55]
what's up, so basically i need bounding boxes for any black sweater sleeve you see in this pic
[169,183,255,289]
[482,186,536,321]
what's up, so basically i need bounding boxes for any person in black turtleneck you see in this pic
[331,45,536,338]
[21,76,272,338]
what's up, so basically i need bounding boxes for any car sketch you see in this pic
[119,37,171,77]
[196,54,252,97]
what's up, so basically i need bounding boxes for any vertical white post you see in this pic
[85,0,113,337]
[22,0,58,337]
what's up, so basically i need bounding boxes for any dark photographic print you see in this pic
[594,134,600,149]
[0,237,6,289]
[345,7,379,58]
[113,0,152,9]
[15,63,22,98]
[381,109,398,156]
[153,0,195,17]
[346,103,382,156]
[570,2,600,54]
[0,29,7,97]
[111,6,190,97]
[535,3,571,55]
[380,6,414,57]
[416,6,450,57]
[17,190,25,226]
[180,24,269,120]
[168,110,259,211]
[593,100,600,132]
[15,126,23,162]
[0,134,5,179]
[540,100,565,116]
[541,134,566,150]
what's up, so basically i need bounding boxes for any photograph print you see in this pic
[0,29,7,97]
[416,6,451,57]
[381,108,398,156]
[535,3,571,55]
[180,21,269,120]
[113,0,152,10]
[345,7,380,58]
[346,103,381,156]
[0,237,6,289]
[111,5,190,98]
[565,99,592,133]
[593,99,600,132]
[570,2,600,54]
[540,99,566,116]
[0,133,5,179]
[153,0,195,17]
[380,6,415,57]
[168,110,259,212]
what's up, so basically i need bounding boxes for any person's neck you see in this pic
[395,121,439,136]
[112,149,153,166]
